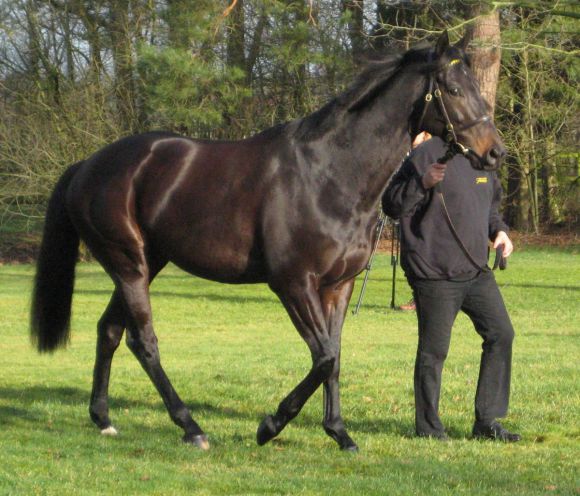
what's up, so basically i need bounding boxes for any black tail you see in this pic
[31,162,82,352]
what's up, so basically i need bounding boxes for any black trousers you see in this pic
[410,269,515,436]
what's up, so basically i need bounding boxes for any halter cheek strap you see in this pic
[415,57,492,164]
[432,80,491,154]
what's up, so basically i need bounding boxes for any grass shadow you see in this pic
[502,283,580,291]
[75,288,278,305]
[0,271,34,280]
[0,385,254,428]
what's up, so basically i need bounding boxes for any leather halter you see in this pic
[416,57,492,164]
[414,57,503,271]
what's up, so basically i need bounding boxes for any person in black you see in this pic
[382,136,521,442]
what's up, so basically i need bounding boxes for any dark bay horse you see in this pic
[31,32,505,451]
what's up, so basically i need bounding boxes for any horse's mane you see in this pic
[343,44,433,111]
[295,45,432,141]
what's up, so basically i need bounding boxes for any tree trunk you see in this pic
[24,0,42,83]
[465,8,501,116]
[505,154,523,228]
[342,1,364,58]
[226,0,246,73]
[24,0,62,105]
[75,3,104,83]
[246,7,267,82]
[108,0,137,132]
[278,0,308,118]
[166,0,191,49]
[61,4,75,82]
[522,47,540,233]
[540,139,562,225]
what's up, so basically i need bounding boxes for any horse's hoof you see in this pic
[324,425,358,452]
[257,415,278,446]
[338,434,359,452]
[100,426,118,436]
[183,433,210,450]
[340,442,359,453]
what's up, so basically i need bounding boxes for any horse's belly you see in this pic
[158,231,268,284]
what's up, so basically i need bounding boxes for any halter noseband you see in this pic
[416,56,492,163]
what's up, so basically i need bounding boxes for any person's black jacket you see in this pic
[382,136,508,281]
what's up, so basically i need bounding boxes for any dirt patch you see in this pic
[377,230,578,253]
[0,230,578,265]
[0,232,95,265]
[0,232,42,265]
[508,230,579,249]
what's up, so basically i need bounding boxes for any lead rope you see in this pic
[434,183,485,272]
[434,160,505,272]
[419,63,482,272]
[418,55,503,271]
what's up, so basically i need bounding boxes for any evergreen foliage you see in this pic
[0,1,577,232]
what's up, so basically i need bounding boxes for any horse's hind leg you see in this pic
[117,266,209,449]
[88,240,208,448]
[89,289,125,435]
[89,258,166,435]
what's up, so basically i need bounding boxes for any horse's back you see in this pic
[67,131,281,282]
[142,133,281,281]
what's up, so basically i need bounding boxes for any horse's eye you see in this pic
[449,87,462,97]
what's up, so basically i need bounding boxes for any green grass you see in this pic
[0,248,578,495]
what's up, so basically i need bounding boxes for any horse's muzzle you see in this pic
[484,145,506,170]
[469,144,506,171]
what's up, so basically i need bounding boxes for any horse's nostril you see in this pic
[486,150,497,165]
[490,146,506,160]
[486,146,506,167]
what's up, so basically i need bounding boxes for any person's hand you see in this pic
[421,163,447,189]
[493,231,513,258]
[412,131,431,149]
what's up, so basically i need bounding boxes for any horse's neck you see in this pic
[296,70,422,213]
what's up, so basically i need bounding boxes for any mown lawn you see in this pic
[0,247,578,495]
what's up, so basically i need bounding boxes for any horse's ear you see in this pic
[435,30,450,56]
[454,33,470,52]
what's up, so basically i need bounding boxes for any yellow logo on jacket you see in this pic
[476,177,488,184]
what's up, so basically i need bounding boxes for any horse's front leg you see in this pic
[257,275,355,450]
[321,279,358,451]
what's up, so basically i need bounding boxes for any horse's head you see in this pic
[414,31,506,171]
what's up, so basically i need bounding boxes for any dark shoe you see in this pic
[417,431,449,441]
[399,299,416,311]
[472,421,521,442]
